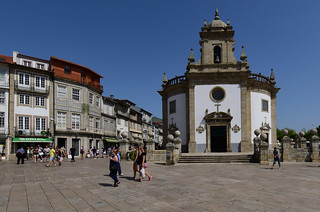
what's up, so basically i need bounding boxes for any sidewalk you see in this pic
[0,158,320,211]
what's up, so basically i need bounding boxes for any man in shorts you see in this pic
[45,146,56,167]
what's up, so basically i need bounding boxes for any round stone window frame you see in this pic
[209,86,226,103]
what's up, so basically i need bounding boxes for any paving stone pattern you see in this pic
[0,158,320,211]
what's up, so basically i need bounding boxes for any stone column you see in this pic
[259,133,269,165]
[310,129,319,162]
[188,84,197,153]
[253,129,261,163]
[166,134,175,165]
[145,132,155,162]
[281,129,291,162]
[119,139,129,160]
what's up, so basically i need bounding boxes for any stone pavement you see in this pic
[0,157,320,212]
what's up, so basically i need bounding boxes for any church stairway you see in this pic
[177,153,255,163]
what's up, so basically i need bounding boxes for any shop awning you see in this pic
[104,138,119,143]
[13,138,53,143]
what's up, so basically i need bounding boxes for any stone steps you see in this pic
[178,153,255,163]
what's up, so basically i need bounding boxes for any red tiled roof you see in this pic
[0,55,14,64]
[50,56,104,78]
[17,53,49,63]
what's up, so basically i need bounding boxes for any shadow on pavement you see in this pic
[98,183,113,187]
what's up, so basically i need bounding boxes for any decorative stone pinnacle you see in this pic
[162,72,168,84]
[215,8,220,20]
[227,18,230,26]
[240,46,247,61]
[204,19,207,26]
[188,48,195,63]
[270,68,275,80]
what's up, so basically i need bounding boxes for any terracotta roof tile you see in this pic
[0,55,13,64]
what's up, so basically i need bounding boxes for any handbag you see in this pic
[110,163,117,171]
[141,167,145,178]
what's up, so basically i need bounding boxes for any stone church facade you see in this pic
[159,9,280,153]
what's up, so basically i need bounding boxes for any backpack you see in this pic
[129,151,136,161]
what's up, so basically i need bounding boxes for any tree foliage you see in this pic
[277,125,320,141]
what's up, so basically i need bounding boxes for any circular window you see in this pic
[210,87,225,102]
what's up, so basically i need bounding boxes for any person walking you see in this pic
[109,149,120,187]
[33,147,39,163]
[16,147,25,164]
[69,145,76,162]
[133,144,140,180]
[26,147,30,160]
[271,147,281,169]
[56,147,63,166]
[137,146,152,182]
[45,146,56,167]
[80,146,85,160]
[92,146,97,159]
[116,147,123,176]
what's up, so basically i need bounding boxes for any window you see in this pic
[57,112,67,129]
[35,96,45,107]
[71,114,80,130]
[89,117,93,128]
[169,100,176,114]
[0,92,5,104]
[0,112,4,128]
[89,93,93,104]
[262,99,269,112]
[96,118,100,129]
[18,73,30,86]
[64,66,71,74]
[96,96,100,107]
[37,64,44,70]
[57,85,67,98]
[23,61,32,67]
[0,72,5,82]
[110,121,114,131]
[35,117,46,131]
[214,46,221,64]
[72,88,80,100]
[104,120,108,131]
[18,116,29,130]
[19,94,30,105]
[210,87,225,102]
[35,76,46,88]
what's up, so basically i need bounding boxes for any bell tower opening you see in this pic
[214,46,221,63]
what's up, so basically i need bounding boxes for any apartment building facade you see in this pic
[50,56,104,156]
[101,96,117,147]
[9,52,53,159]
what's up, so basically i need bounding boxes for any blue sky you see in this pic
[1,0,320,132]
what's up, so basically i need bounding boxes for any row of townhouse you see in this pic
[0,52,163,160]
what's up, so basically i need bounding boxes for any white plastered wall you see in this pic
[194,84,242,146]
[250,92,272,144]
[167,94,186,145]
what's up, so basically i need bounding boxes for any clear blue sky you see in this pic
[1,0,319,132]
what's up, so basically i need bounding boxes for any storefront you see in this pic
[12,137,53,153]
[103,138,119,149]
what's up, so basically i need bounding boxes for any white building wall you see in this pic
[167,94,186,146]
[194,84,242,152]
[250,91,272,144]
[0,64,9,134]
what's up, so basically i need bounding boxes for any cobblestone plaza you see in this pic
[1,159,320,211]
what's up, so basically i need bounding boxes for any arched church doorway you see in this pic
[210,126,227,152]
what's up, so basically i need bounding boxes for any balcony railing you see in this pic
[166,75,186,86]
[249,73,272,84]
[14,80,50,94]
[0,81,9,88]
[86,127,103,134]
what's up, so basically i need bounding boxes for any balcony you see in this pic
[15,129,50,137]
[0,81,9,88]
[14,80,50,94]
[86,127,103,134]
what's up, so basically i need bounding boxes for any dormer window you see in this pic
[64,65,71,74]
[37,63,44,70]
[214,46,221,64]
[23,61,32,67]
